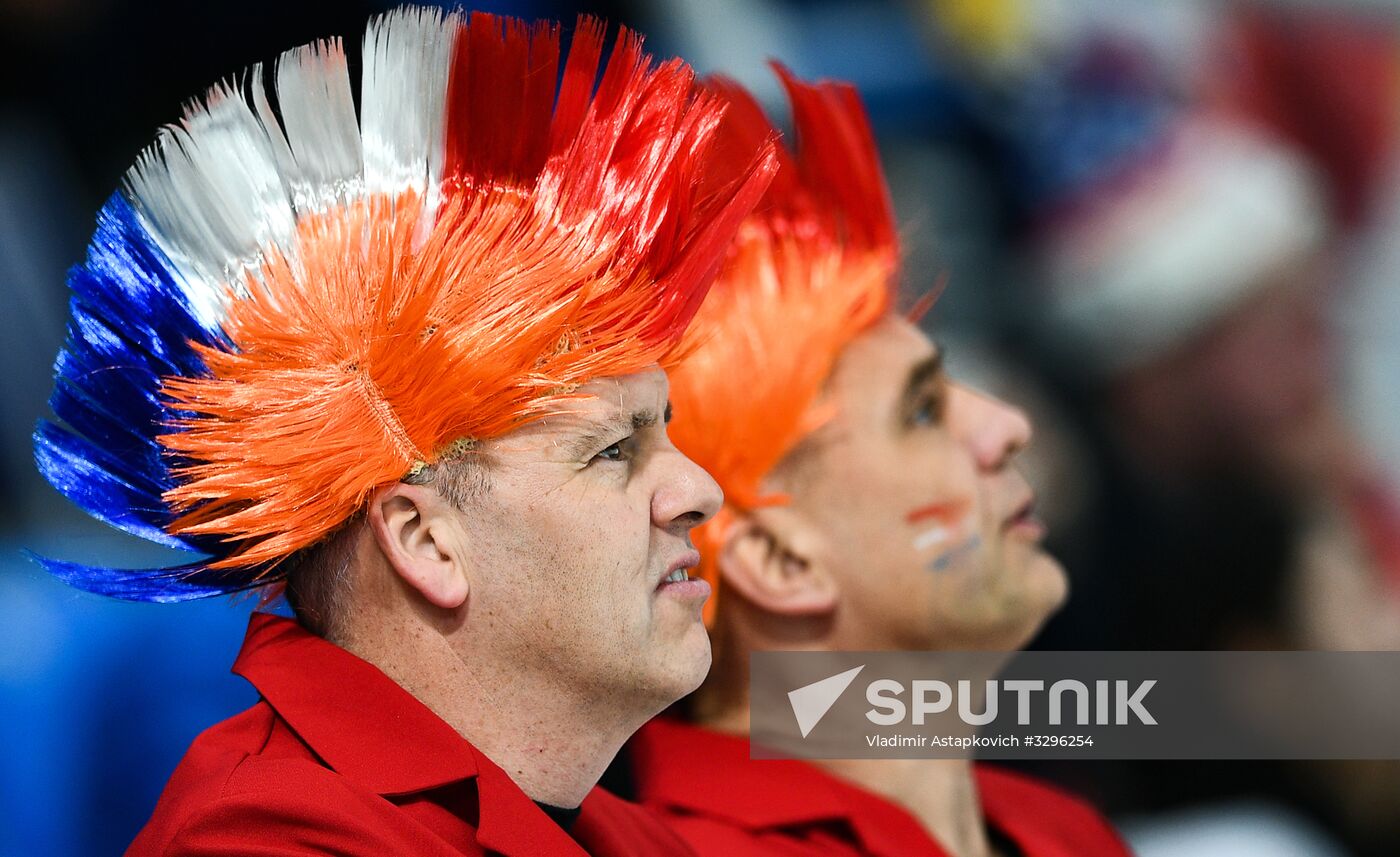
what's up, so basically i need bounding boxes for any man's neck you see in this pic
[342,618,635,808]
[696,669,995,857]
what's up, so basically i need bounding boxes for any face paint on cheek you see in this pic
[905,500,968,526]
[905,499,972,556]
[912,524,952,552]
[927,534,982,572]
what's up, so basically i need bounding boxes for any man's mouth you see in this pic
[655,550,705,595]
[1002,496,1045,538]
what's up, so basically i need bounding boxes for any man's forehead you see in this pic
[543,399,665,434]
[817,321,935,413]
[560,369,669,421]
[776,325,942,482]
[498,369,671,446]
[576,367,669,406]
[837,316,936,374]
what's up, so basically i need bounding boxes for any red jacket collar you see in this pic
[232,612,480,796]
[630,717,847,826]
[630,717,945,857]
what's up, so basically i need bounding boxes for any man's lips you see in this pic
[655,550,701,589]
[1002,495,1044,537]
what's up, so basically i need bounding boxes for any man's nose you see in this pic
[947,383,1032,472]
[653,449,724,532]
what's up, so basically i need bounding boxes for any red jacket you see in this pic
[128,613,695,856]
[628,718,1133,857]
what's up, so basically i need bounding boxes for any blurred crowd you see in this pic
[3,0,1400,854]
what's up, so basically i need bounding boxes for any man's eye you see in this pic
[593,440,627,463]
[910,393,944,428]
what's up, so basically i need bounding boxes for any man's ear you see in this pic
[715,508,836,616]
[366,483,469,610]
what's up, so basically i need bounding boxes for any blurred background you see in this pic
[3,0,1400,854]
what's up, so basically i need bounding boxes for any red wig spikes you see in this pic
[159,14,778,571]
[667,66,899,610]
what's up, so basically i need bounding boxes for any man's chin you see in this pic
[1002,538,1069,616]
[998,552,1069,650]
[675,624,714,693]
[641,625,712,705]
[1029,549,1070,617]
[924,552,1068,652]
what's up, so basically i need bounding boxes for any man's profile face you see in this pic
[454,367,720,712]
[775,316,1066,650]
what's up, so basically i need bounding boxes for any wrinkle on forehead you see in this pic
[483,368,670,457]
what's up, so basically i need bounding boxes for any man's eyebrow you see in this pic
[563,407,660,457]
[898,346,945,414]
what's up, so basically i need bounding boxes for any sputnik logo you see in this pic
[788,665,865,738]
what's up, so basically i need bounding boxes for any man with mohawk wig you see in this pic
[620,69,1131,857]
[32,7,776,855]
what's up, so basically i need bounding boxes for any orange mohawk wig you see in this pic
[35,8,776,600]
[667,66,898,609]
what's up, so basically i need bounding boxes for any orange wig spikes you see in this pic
[163,18,777,570]
[667,66,898,605]
[34,8,776,600]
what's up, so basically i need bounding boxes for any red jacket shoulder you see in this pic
[127,703,277,855]
[128,702,474,856]
[149,759,478,856]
